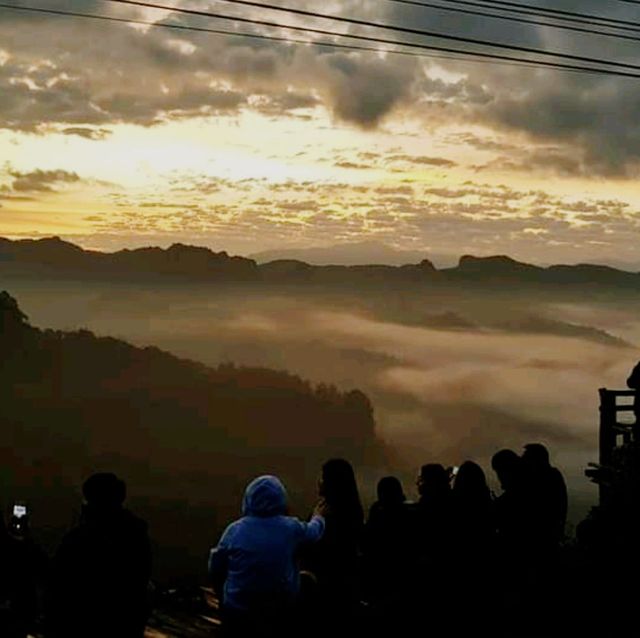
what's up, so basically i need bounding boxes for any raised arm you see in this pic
[296,498,328,544]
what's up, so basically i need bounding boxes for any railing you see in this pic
[586,389,637,505]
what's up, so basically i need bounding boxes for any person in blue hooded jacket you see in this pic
[208,475,326,636]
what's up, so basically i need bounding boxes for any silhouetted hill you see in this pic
[0,291,382,579]
[259,258,437,284]
[0,237,257,281]
[451,254,543,278]
[2,236,640,290]
[445,255,640,289]
[495,314,630,348]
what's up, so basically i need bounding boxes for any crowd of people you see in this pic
[208,445,568,637]
[0,444,567,638]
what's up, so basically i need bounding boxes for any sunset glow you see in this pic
[2,1,640,265]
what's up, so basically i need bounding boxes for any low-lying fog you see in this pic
[10,281,640,525]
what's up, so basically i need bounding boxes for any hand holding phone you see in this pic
[9,502,29,537]
[13,504,27,519]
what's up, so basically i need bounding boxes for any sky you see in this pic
[1,0,640,266]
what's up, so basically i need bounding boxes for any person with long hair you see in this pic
[362,476,412,625]
[301,459,364,630]
[452,461,495,551]
[451,461,495,634]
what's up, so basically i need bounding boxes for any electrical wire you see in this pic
[388,0,640,39]
[438,0,640,30]
[385,0,640,44]
[104,0,640,72]
[0,1,564,71]
[3,2,640,78]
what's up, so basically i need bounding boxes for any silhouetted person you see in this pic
[491,449,533,552]
[449,462,495,635]
[208,475,326,637]
[407,464,454,630]
[0,510,47,638]
[522,443,568,547]
[301,459,364,631]
[627,360,640,424]
[452,461,495,552]
[413,463,452,548]
[493,448,560,635]
[362,476,412,611]
[46,473,151,638]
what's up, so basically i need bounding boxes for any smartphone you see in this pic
[451,466,460,477]
[13,503,27,519]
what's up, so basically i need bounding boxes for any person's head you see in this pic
[82,473,126,511]
[417,464,450,499]
[453,461,490,500]
[491,449,521,490]
[319,458,363,521]
[522,443,550,468]
[376,476,405,506]
[242,475,288,517]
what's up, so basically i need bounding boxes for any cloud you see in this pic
[4,0,640,177]
[8,169,80,193]
[0,7,421,132]
[318,53,420,128]
[334,161,375,170]
[73,169,640,268]
[62,127,111,140]
[388,154,457,168]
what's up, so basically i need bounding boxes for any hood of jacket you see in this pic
[242,475,288,517]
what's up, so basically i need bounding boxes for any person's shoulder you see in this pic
[56,524,91,557]
[549,466,567,484]
[120,510,149,536]
[220,517,247,539]
[62,524,87,543]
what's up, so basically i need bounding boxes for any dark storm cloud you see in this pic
[320,53,419,128]
[382,0,640,176]
[476,77,640,177]
[2,0,640,174]
[0,1,420,130]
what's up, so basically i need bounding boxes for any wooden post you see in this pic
[599,388,617,506]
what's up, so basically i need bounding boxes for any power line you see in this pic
[434,0,640,37]
[384,0,640,44]
[0,2,561,71]
[395,0,640,34]
[3,2,640,79]
[438,0,640,30]
[105,0,640,72]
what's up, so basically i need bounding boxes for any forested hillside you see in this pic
[0,291,383,578]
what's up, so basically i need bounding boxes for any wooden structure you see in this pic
[586,388,638,506]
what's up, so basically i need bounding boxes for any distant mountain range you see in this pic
[250,240,456,267]
[2,236,640,289]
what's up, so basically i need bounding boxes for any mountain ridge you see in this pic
[1,236,639,288]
